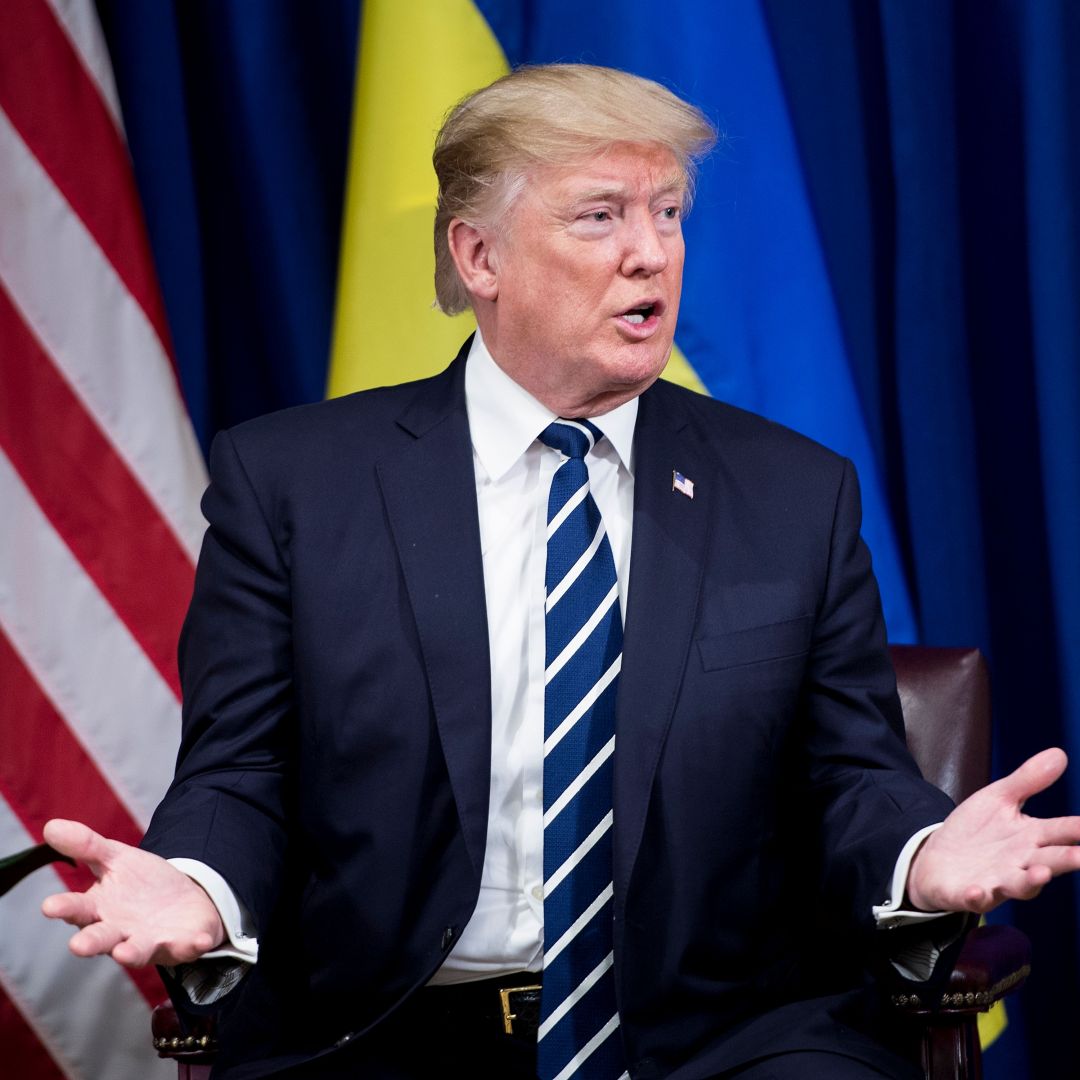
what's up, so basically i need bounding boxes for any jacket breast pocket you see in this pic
[696,614,813,672]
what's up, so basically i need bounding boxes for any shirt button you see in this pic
[531,885,543,901]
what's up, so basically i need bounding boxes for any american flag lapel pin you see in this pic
[672,470,695,499]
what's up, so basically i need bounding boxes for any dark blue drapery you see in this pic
[98,3,1080,1075]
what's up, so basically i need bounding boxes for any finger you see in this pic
[959,884,993,914]
[993,747,1068,807]
[115,929,218,968]
[1023,846,1080,878]
[42,819,116,874]
[1008,865,1051,900]
[953,856,1070,911]
[146,935,207,966]
[957,878,1033,913]
[156,930,221,966]
[41,891,99,927]
[979,864,1052,906]
[1034,817,1080,846]
[111,935,157,968]
[67,921,126,959]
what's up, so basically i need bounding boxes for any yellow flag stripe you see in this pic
[978,997,1008,1049]
[328,0,505,396]
[664,344,708,394]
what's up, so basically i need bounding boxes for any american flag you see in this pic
[672,470,695,499]
[0,1,206,1076]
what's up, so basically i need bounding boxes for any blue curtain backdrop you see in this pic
[95,0,359,443]
[95,2,1080,1076]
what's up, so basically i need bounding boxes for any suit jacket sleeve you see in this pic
[142,427,294,928]
[800,457,954,929]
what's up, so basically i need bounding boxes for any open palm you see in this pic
[40,818,224,967]
[908,747,1080,913]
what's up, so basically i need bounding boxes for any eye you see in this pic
[659,206,680,220]
[587,209,611,222]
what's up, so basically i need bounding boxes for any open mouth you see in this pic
[621,302,658,325]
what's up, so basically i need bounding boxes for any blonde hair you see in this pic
[433,64,717,315]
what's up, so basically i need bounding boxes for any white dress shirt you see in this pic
[174,330,946,992]
[430,332,638,982]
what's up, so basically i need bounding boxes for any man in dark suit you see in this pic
[42,65,1080,1080]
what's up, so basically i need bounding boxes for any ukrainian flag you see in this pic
[328,0,917,642]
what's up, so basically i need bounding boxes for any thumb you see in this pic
[992,747,1068,808]
[42,819,116,874]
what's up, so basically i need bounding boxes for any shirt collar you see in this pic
[464,330,639,482]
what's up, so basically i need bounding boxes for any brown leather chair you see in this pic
[152,645,1031,1079]
[888,646,1030,1080]
[150,1007,215,1079]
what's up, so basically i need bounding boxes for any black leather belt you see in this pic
[419,973,543,1040]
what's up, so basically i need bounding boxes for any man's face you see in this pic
[478,142,687,417]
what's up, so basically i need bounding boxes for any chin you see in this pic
[606,342,671,386]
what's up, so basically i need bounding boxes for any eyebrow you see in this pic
[569,176,687,206]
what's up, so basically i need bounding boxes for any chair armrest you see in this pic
[891,924,1031,1016]
[151,1000,219,1063]
[890,925,1030,1079]
[0,843,74,898]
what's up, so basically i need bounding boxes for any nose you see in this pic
[620,212,670,277]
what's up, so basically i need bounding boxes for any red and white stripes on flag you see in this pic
[0,1,206,1076]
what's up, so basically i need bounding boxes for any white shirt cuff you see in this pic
[872,823,965,982]
[165,859,259,1005]
[872,823,946,929]
[168,858,259,962]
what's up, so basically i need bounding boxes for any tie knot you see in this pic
[538,418,603,460]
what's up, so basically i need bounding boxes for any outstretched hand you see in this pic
[40,819,225,967]
[907,747,1080,914]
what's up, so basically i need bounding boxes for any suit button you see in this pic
[335,1032,356,1048]
[441,926,456,950]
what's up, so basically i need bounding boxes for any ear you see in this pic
[447,219,499,302]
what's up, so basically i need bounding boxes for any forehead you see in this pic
[524,142,686,206]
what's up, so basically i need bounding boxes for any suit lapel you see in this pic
[374,362,714,898]
[614,382,714,899]
[376,348,492,880]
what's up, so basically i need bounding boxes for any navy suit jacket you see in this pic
[143,341,954,1078]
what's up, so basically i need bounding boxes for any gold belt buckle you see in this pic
[499,984,542,1035]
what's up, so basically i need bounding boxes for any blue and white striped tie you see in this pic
[536,419,627,1080]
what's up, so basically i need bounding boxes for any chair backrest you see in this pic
[890,645,991,804]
